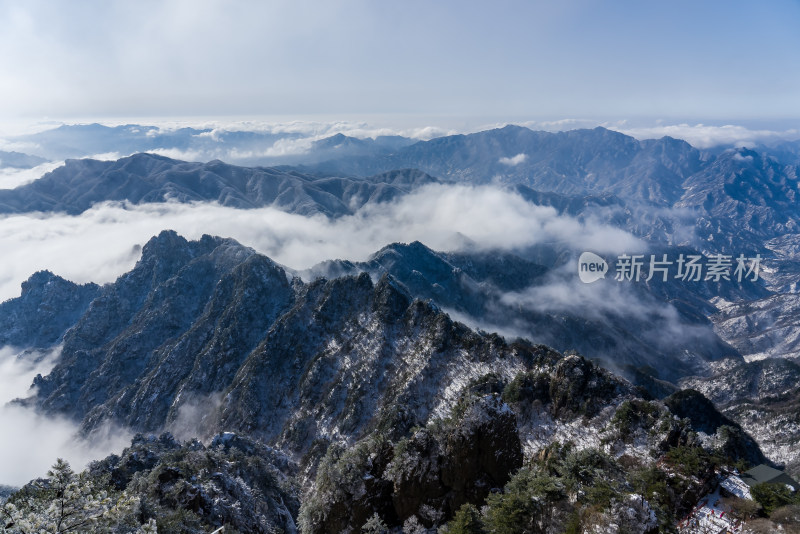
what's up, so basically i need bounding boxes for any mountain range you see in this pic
[0,153,436,217]
[2,123,800,531]
[7,123,416,165]
[8,125,800,257]
[0,150,48,170]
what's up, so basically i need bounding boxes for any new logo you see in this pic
[578,251,608,284]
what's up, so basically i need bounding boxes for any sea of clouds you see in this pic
[0,117,789,486]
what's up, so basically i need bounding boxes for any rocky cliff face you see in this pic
[1,233,554,451]
[680,358,800,477]
[0,271,99,348]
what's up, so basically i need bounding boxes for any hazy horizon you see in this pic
[2,1,799,122]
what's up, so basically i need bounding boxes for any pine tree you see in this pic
[1,458,151,533]
[445,504,486,534]
[362,512,388,534]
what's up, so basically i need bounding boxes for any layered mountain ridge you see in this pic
[6,125,800,258]
[0,153,437,217]
[2,123,800,531]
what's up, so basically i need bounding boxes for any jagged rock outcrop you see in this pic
[0,271,100,348]
[680,359,800,476]
[299,395,523,532]
[664,389,766,466]
[87,432,300,533]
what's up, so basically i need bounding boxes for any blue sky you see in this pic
[1,0,799,125]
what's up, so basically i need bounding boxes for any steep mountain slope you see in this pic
[30,231,286,429]
[6,128,795,382]
[677,148,800,251]
[0,153,437,216]
[304,241,753,382]
[306,126,800,255]
[0,233,760,428]
[304,241,549,316]
[680,358,800,477]
[0,232,737,436]
[508,186,691,245]
[305,133,416,163]
[1,123,798,531]
[0,233,758,446]
[7,126,800,261]
[712,292,800,361]
[7,364,762,533]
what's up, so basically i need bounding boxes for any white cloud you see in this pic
[146,147,207,162]
[0,161,62,190]
[518,118,624,131]
[167,393,224,442]
[250,136,317,158]
[179,120,453,145]
[0,184,642,302]
[498,263,722,359]
[614,123,800,149]
[0,347,131,486]
[85,152,124,161]
[499,153,528,166]
[501,276,670,322]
